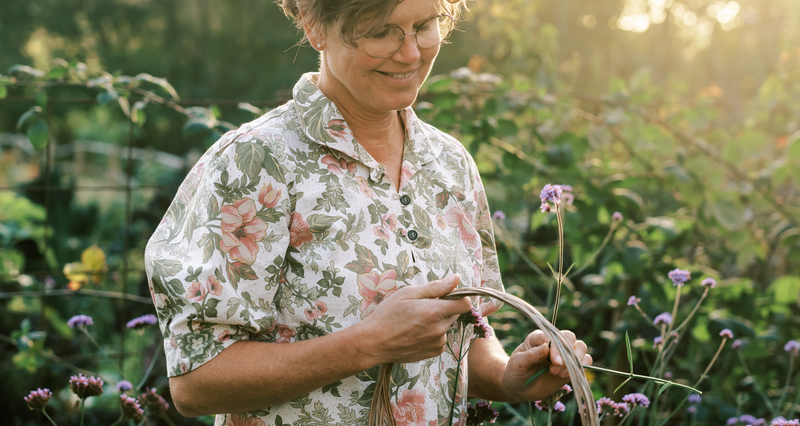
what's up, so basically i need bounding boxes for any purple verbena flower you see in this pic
[622,393,650,408]
[138,387,169,415]
[120,395,144,421]
[668,268,691,286]
[614,402,630,416]
[687,406,697,414]
[24,388,52,411]
[627,295,641,306]
[732,339,743,350]
[728,417,739,425]
[540,202,551,213]
[739,415,766,425]
[720,329,734,339]
[126,314,157,330]
[534,400,546,410]
[458,307,492,339]
[688,393,702,404]
[664,371,673,380]
[654,336,663,346]
[69,374,104,399]
[612,212,624,222]
[561,384,572,393]
[466,400,499,426]
[539,184,563,204]
[701,277,717,288]
[784,340,800,357]
[554,401,566,412]
[67,315,94,329]
[772,418,800,426]
[596,397,617,417]
[117,380,133,392]
[654,312,672,326]
[492,211,506,221]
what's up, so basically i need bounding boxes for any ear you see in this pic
[303,22,326,51]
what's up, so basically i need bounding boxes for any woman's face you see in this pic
[318,0,441,116]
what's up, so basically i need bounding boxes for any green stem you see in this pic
[582,365,702,394]
[671,287,709,334]
[547,407,553,426]
[568,222,618,278]
[552,206,564,326]
[777,355,795,414]
[81,328,126,378]
[788,369,800,419]
[79,399,86,426]
[665,285,682,337]
[447,329,467,426]
[41,409,59,426]
[136,346,161,391]
[161,414,178,426]
[734,349,776,415]
[502,402,534,426]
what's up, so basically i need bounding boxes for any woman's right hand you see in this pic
[357,275,472,365]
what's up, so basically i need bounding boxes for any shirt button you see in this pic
[399,195,411,206]
[407,230,418,241]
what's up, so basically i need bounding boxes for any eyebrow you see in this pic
[383,13,439,29]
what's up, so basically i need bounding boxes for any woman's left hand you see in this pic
[502,329,592,401]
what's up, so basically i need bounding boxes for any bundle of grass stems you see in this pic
[368,287,599,426]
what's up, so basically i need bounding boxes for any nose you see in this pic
[392,32,421,63]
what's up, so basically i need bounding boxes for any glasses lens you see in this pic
[362,26,404,58]
[415,15,445,49]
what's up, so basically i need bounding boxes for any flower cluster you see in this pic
[126,314,157,330]
[138,387,169,415]
[728,415,767,425]
[627,295,641,306]
[457,307,492,339]
[491,211,505,221]
[653,312,672,326]
[784,340,800,357]
[24,388,52,411]
[611,211,624,222]
[596,397,629,417]
[667,268,691,286]
[67,315,94,329]
[720,329,734,339]
[120,395,144,421]
[117,380,133,392]
[69,374,104,399]
[732,339,743,349]
[466,400,499,426]
[771,418,800,426]
[701,277,717,288]
[538,184,569,213]
[621,393,650,408]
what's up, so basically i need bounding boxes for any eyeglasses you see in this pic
[355,14,454,59]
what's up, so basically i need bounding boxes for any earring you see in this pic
[317,43,322,48]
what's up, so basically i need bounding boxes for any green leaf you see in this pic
[709,198,744,230]
[234,141,266,180]
[96,89,118,105]
[771,276,800,304]
[183,117,214,138]
[625,332,633,372]
[27,119,49,150]
[16,106,42,131]
[0,84,6,99]
[307,214,340,234]
[658,382,672,396]
[153,259,183,278]
[524,367,549,388]
[614,377,632,394]
[204,298,220,318]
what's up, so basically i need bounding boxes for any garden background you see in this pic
[2,0,800,424]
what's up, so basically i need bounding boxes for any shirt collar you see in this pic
[292,72,443,170]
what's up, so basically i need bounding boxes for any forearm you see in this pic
[466,336,517,402]
[170,322,375,417]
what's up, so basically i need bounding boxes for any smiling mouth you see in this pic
[380,71,415,79]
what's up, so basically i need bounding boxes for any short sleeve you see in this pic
[145,130,292,377]
[463,147,505,317]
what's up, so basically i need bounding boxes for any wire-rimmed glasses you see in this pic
[355,13,455,59]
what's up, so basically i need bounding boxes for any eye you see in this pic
[369,27,392,39]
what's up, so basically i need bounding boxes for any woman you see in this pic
[144,0,592,423]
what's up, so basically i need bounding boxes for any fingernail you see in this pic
[554,355,563,365]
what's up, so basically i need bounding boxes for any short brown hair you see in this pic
[278,0,466,47]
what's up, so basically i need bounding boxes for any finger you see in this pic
[411,275,461,299]
[523,330,550,351]
[582,354,593,367]
[573,340,588,360]
[560,330,576,345]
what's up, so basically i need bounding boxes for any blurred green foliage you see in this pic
[2,0,800,425]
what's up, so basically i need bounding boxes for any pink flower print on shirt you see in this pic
[228,414,267,426]
[304,307,319,321]
[444,206,480,248]
[289,211,314,248]
[326,118,348,140]
[374,226,391,242]
[358,270,398,319]
[275,324,297,343]
[207,275,223,296]
[383,214,398,232]
[257,182,281,208]
[391,388,427,426]
[320,155,357,176]
[217,330,231,342]
[436,215,447,230]
[220,199,268,264]
[175,162,204,204]
[185,281,206,302]
[315,301,327,315]
[399,162,413,189]
[305,300,328,321]
[356,176,375,198]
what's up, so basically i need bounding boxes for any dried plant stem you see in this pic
[582,365,700,394]
[551,207,565,326]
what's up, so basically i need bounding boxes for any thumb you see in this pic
[415,275,461,299]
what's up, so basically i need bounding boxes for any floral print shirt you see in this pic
[144,73,504,426]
